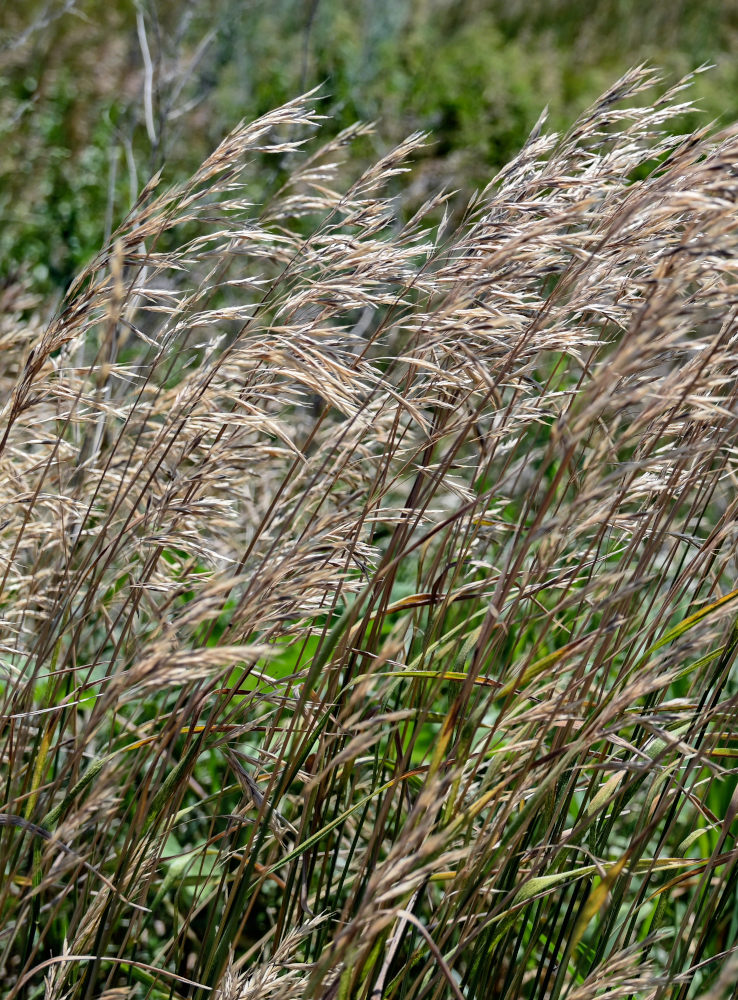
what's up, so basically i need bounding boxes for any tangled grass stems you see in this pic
[1,67,738,999]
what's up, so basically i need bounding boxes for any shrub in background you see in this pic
[4,1,738,295]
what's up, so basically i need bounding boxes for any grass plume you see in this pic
[1,67,738,999]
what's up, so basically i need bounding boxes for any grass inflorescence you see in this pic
[2,68,738,999]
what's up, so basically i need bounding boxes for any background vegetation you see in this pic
[2,4,738,1000]
[4,0,738,293]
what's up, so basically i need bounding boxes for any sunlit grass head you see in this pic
[1,67,738,999]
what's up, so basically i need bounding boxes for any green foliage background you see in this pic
[3,0,738,294]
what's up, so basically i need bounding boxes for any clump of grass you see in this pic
[1,67,738,999]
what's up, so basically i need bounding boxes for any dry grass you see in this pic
[1,67,738,999]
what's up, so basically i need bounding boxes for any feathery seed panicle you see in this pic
[1,69,738,999]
